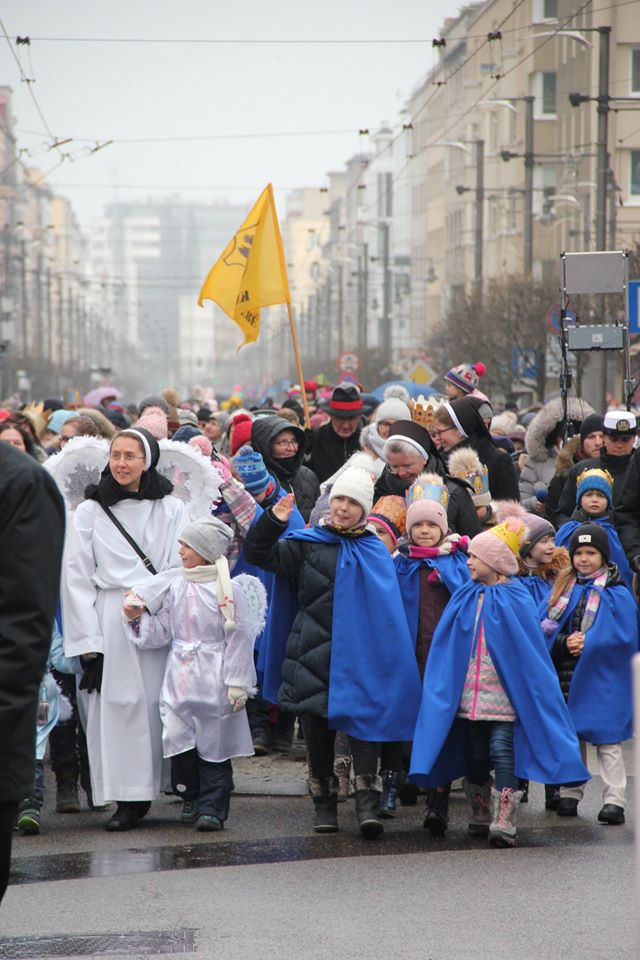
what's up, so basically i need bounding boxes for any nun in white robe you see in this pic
[62,428,188,810]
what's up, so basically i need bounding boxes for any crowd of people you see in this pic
[2,361,640,900]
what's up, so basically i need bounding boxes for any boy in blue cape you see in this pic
[392,472,470,833]
[232,445,305,756]
[243,465,422,839]
[410,515,589,848]
[555,467,633,590]
[541,522,638,825]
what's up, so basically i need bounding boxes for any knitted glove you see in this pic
[213,455,233,483]
[79,654,104,694]
[227,686,248,711]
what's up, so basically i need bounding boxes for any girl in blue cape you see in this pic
[555,467,633,590]
[243,465,422,839]
[410,515,589,848]
[392,473,470,833]
[541,522,637,826]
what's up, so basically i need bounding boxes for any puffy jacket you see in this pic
[251,415,320,523]
[551,564,624,701]
[243,510,340,716]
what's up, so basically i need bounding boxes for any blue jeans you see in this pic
[465,720,518,791]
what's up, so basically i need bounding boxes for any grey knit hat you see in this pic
[180,517,233,564]
[138,394,170,417]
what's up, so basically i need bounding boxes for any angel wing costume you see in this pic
[58,437,223,806]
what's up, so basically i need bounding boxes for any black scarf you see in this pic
[85,427,173,508]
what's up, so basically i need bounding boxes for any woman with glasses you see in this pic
[433,398,520,503]
[61,428,189,832]
[250,415,320,523]
[375,421,481,538]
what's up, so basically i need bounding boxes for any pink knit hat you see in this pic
[405,473,449,537]
[189,434,213,458]
[468,516,526,576]
[134,407,168,440]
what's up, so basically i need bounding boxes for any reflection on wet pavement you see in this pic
[9,820,632,886]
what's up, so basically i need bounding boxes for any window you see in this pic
[632,48,640,95]
[532,71,557,119]
[631,151,640,197]
[489,111,498,154]
[377,173,393,218]
[532,0,557,20]
[542,72,557,115]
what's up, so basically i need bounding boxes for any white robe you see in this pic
[61,496,188,805]
[130,577,257,763]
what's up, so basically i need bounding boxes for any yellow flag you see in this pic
[197,183,291,347]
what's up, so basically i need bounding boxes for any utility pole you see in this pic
[362,242,369,356]
[524,96,534,275]
[381,221,392,372]
[595,26,611,406]
[474,138,484,289]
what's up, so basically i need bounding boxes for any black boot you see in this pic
[105,801,140,832]
[378,770,400,819]
[354,774,384,839]
[308,776,339,834]
[423,783,451,836]
[544,784,561,810]
[397,778,420,806]
[518,779,529,804]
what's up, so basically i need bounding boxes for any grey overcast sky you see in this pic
[2,0,464,226]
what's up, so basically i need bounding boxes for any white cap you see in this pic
[603,409,637,435]
[329,466,375,517]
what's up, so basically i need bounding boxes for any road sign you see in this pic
[336,352,360,373]
[545,305,576,335]
[406,359,437,386]
[629,280,640,334]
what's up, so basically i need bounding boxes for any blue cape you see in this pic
[555,517,634,590]
[518,574,554,607]
[260,526,422,741]
[394,549,470,646]
[538,580,637,743]
[410,578,590,787]
[233,492,305,655]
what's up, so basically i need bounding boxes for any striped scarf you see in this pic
[541,567,608,637]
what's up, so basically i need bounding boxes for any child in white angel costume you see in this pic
[124,516,267,832]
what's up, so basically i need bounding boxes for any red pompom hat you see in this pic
[444,362,486,395]
[230,412,254,456]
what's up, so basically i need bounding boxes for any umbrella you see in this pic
[371,380,438,401]
[83,386,122,407]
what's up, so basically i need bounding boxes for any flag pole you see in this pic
[286,302,310,428]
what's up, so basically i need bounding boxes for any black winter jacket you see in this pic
[614,448,640,565]
[445,437,520,503]
[374,467,481,538]
[0,444,65,803]
[251,415,320,523]
[244,509,345,716]
[307,421,363,483]
[557,449,634,527]
[551,564,623,701]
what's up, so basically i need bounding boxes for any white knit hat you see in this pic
[329,466,375,517]
[375,385,412,425]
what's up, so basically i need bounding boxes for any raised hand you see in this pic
[272,492,295,523]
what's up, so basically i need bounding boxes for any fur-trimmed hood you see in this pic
[553,435,583,477]
[518,545,570,581]
[525,397,595,463]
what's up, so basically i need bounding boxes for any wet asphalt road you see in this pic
[0,755,636,959]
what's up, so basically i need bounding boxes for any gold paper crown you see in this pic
[490,520,526,556]
[406,472,449,510]
[411,395,440,431]
[578,467,613,488]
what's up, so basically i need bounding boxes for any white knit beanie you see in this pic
[329,466,375,517]
[374,385,412,425]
